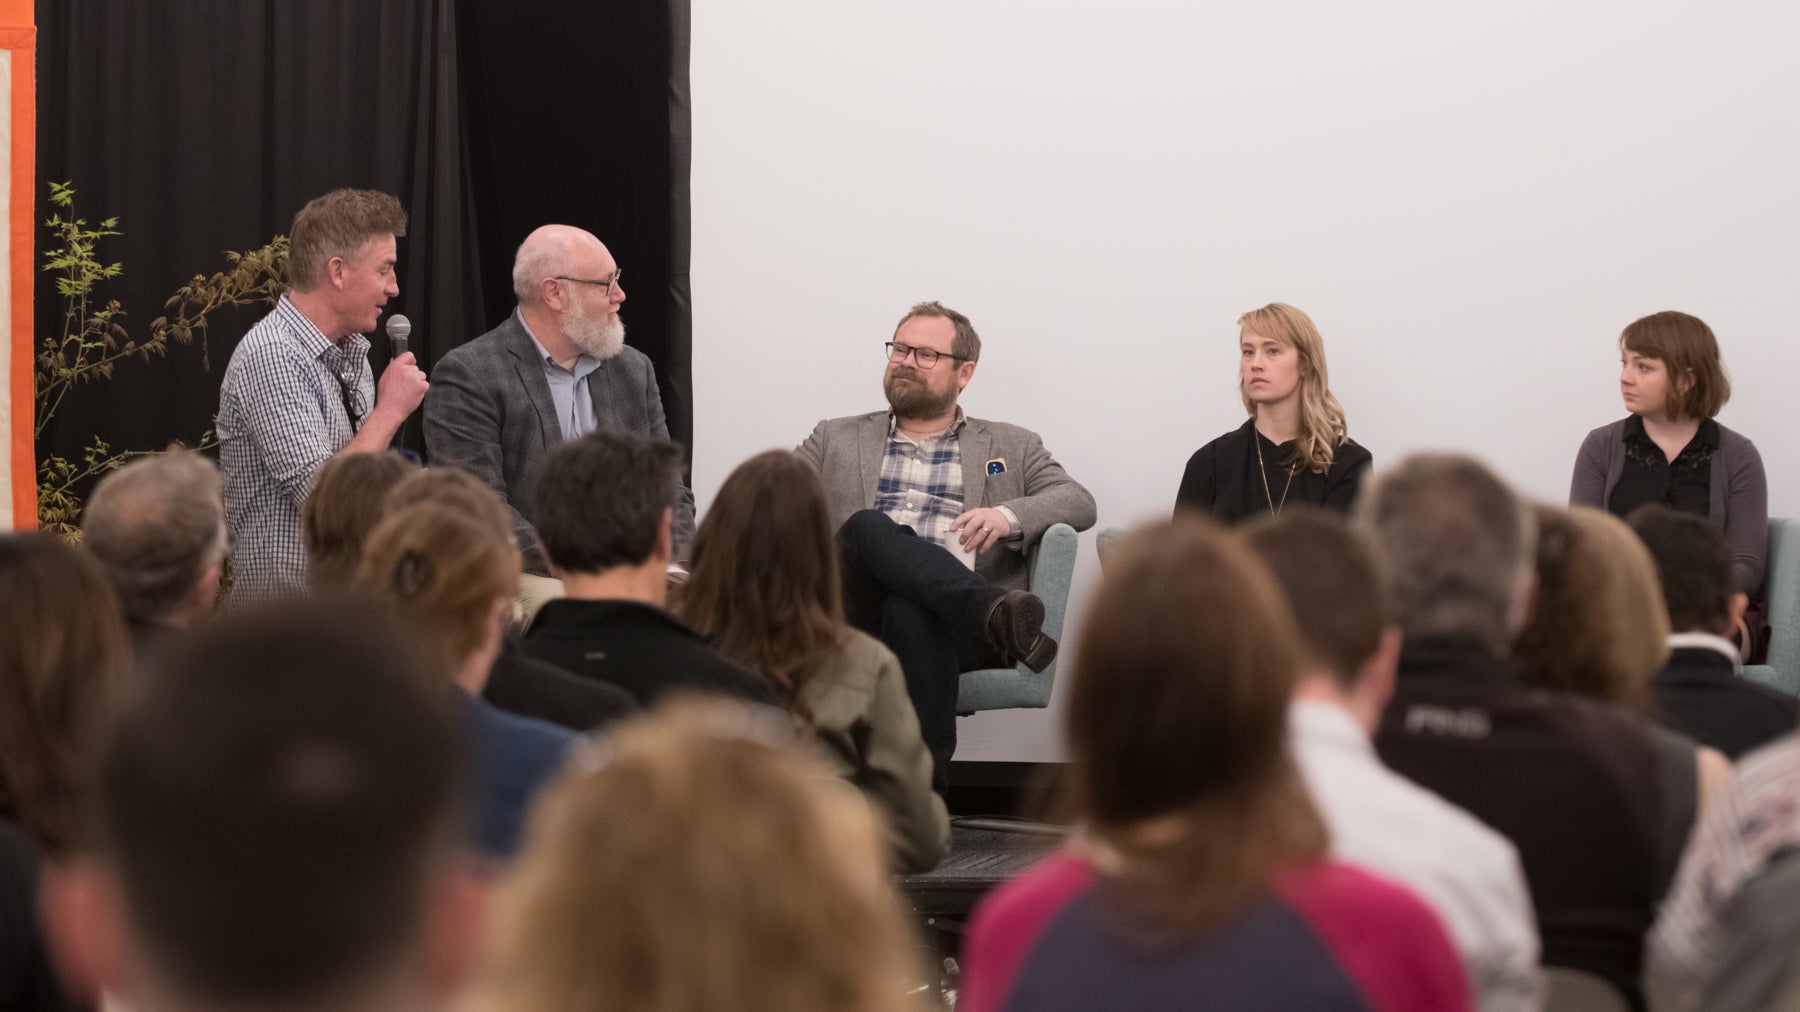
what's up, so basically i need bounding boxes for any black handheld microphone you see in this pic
[385,314,412,359]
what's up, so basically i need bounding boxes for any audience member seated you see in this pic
[961,519,1470,1012]
[41,601,482,1012]
[1244,509,1543,1012]
[1360,453,1690,1010]
[0,534,127,1012]
[1570,310,1767,596]
[521,431,772,706]
[379,466,637,733]
[1629,504,1795,759]
[301,448,417,591]
[81,451,226,663]
[1512,505,1730,886]
[354,498,577,860]
[461,698,923,1012]
[677,450,950,873]
[1174,302,1371,523]
[1649,736,1800,1011]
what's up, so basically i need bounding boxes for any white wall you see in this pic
[689,0,1800,761]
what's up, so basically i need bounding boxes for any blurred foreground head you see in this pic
[467,697,923,1012]
[1355,452,1536,655]
[1064,518,1325,939]
[47,600,479,1012]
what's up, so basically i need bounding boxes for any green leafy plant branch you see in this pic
[36,181,287,538]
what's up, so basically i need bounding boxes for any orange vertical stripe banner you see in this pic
[0,0,31,529]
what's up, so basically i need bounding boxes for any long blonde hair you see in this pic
[1238,303,1349,474]
[464,699,924,1012]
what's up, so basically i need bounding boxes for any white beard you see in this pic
[565,298,626,360]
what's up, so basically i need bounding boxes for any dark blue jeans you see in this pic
[837,509,1004,794]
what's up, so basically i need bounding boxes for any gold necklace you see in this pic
[1254,434,1297,517]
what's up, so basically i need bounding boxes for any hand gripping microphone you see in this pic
[385,314,412,359]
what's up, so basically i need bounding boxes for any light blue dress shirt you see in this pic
[517,311,600,440]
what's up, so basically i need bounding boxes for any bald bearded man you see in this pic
[425,226,696,574]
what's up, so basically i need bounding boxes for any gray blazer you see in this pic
[796,411,1096,590]
[423,313,696,573]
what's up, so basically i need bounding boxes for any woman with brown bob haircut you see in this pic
[1175,303,1372,523]
[677,449,948,872]
[461,698,925,1012]
[1512,505,1730,887]
[1571,310,1767,594]
[960,519,1470,1011]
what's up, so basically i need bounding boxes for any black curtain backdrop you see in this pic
[34,0,690,488]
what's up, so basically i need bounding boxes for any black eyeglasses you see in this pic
[554,268,623,297]
[885,341,966,368]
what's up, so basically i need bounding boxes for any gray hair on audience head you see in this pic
[1353,452,1536,654]
[82,451,226,623]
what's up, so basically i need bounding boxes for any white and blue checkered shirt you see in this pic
[875,412,968,548]
[217,295,374,602]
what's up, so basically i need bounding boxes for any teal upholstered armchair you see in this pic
[956,523,1080,714]
[1744,518,1800,695]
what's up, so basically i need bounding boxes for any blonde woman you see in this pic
[1512,505,1731,891]
[353,496,576,860]
[1175,303,1370,523]
[464,699,925,1012]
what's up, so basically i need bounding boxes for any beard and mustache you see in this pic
[884,367,956,419]
[565,293,626,360]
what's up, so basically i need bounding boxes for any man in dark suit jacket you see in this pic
[423,224,695,573]
[1630,505,1795,759]
[520,430,770,709]
[796,301,1096,788]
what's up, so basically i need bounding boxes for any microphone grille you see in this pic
[385,314,413,340]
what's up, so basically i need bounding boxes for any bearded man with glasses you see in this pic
[796,301,1096,792]
[425,224,696,576]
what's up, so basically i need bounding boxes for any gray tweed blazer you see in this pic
[796,410,1096,591]
[423,312,696,573]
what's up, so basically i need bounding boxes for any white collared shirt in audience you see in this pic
[1648,733,1800,1011]
[1289,698,1544,1012]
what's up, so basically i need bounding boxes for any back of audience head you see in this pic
[354,497,520,680]
[1620,310,1730,421]
[1064,518,1324,940]
[382,465,513,541]
[0,533,127,854]
[47,600,473,1012]
[679,450,844,716]
[82,451,226,628]
[1355,452,1536,655]
[534,430,684,576]
[466,698,919,1012]
[303,451,417,591]
[1242,508,1400,728]
[1513,506,1669,709]
[1628,504,1746,637]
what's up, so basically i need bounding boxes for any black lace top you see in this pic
[1606,415,1718,520]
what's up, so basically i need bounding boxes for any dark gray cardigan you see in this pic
[1569,417,1768,594]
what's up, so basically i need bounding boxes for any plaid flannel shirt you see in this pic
[875,412,969,547]
[217,295,374,602]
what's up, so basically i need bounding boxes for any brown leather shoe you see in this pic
[986,589,1057,673]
